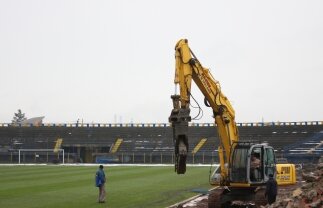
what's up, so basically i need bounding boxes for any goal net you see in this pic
[18,149,65,164]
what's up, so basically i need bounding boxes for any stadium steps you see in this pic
[306,132,323,153]
[110,138,123,153]
[283,132,323,154]
[192,138,207,154]
[53,138,63,153]
[1,124,322,156]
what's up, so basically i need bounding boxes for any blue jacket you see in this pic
[95,169,106,187]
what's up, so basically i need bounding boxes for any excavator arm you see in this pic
[169,39,239,181]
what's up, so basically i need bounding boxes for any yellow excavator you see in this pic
[169,39,296,207]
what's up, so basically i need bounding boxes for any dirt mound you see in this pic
[261,162,323,208]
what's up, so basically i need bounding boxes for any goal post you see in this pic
[18,149,65,164]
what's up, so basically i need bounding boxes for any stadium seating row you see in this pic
[0,123,322,163]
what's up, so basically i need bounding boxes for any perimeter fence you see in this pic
[0,151,218,164]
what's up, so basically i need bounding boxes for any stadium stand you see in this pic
[0,121,322,164]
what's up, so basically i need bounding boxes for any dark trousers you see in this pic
[267,195,276,205]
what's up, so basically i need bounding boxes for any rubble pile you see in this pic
[263,162,323,208]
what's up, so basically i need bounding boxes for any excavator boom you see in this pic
[169,39,238,180]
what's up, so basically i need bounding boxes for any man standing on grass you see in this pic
[95,165,106,203]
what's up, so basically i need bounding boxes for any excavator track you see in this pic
[254,188,267,207]
[207,187,268,208]
[208,189,223,208]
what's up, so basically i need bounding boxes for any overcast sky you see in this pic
[0,0,322,124]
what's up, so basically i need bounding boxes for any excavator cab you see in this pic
[208,143,277,207]
[229,142,276,185]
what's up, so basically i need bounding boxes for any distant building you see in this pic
[19,116,45,126]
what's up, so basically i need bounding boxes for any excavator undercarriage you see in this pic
[208,187,267,208]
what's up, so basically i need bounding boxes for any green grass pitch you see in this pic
[0,165,212,208]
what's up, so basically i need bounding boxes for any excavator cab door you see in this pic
[264,147,276,180]
[249,146,265,183]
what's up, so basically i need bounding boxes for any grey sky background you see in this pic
[0,0,322,124]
